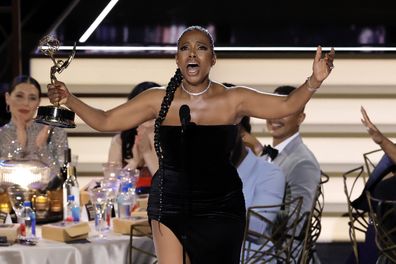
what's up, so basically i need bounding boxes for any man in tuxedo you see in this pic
[261,86,321,263]
[263,85,321,216]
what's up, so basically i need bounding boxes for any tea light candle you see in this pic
[0,202,10,213]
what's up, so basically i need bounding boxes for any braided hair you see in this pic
[153,68,183,219]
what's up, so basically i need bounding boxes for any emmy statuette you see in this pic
[35,35,76,128]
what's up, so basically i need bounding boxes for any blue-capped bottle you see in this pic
[19,201,36,240]
[62,148,80,220]
[65,194,80,222]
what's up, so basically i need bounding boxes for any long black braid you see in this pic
[153,68,183,220]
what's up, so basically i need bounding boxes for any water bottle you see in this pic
[19,201,36,240]
[65,194,80,222]
[63,149,80,220]
[117,185,136,218]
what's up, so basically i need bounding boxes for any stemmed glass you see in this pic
[100,177,120,227]
[89,187,109,239]
[102,162,121,179]
[7,185,29,223]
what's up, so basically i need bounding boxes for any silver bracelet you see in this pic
[306,76,319,92]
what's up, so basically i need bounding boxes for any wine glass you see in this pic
[119,168,139,190]
[102,162,122,179]
[7,185,29,222]
[100,177,121,227]
[89,187,109,239]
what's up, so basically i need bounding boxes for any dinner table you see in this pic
[0,220,156,264]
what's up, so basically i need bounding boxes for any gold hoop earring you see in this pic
[6,105,9,113]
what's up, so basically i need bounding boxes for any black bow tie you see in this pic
[261,145,279,161]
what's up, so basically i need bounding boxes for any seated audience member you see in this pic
[231,117,285,262]
[108,81,160,194]
[240,115,264,156]
[353,107,396,211]
[347,107,396,264]
[0,89,11,127]
[263,85,321,215]
[231,116,286,226]
[0,75,68,179]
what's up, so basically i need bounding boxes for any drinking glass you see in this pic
[7,185,29,222]
[119,168,139,189]
[102,162,122,179]
[89,187,109,239]
[100,177,121,226]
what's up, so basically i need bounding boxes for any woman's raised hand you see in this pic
[312,46,335,84]
[47,80,71,106]
[361,106,385,145]
[35,125,50,149]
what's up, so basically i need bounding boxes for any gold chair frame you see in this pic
[363,148,384,177]
[366,192,396,264]
[128,219,157,264]
[343,165,370,264]
[297,171,329,264]
[241,196,303,264]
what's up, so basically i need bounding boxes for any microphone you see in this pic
[179,104,191,133]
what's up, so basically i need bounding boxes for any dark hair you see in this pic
[121,81,160,164]
[240,116,251,133]
[273,85,296,95]
[153,68,183,219]
[177,26,215,55]
[127,81,160,101]
[274,85,305,112]
[222,82,235,88]
[9,75,42,97]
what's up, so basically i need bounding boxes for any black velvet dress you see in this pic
[147,125,246,264]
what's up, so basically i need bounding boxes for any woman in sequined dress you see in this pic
[0,75,68,179]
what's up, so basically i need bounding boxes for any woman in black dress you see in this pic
[47,26,335,264]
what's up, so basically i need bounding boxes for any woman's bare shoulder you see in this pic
[135,86,166,102]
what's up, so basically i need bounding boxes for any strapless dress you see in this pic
[147,124,246,263]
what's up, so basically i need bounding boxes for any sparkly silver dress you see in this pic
[0,121,68,179]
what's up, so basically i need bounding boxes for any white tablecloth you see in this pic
[0,222,156,264]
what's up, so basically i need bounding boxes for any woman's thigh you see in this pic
[151,220,190,264]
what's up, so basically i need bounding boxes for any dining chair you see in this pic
[366,192,396,264]
[128,219,157,264]
[297,171,329,264]
[363,148,384,177]
[343,165,370,264]
[241,196,303,264]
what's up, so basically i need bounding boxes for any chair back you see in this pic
[297,170,329,264]
[363,148,384,176]
[128,219,157,264]
[241,196,303,264]
[342,166,370,264]
[366,191,396,263]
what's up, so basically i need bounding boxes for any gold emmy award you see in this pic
[35,35,77,128]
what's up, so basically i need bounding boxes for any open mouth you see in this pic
[187,63,199,74]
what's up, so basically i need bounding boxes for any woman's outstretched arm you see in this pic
[47,80,161,132]
[233,46,335,120]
